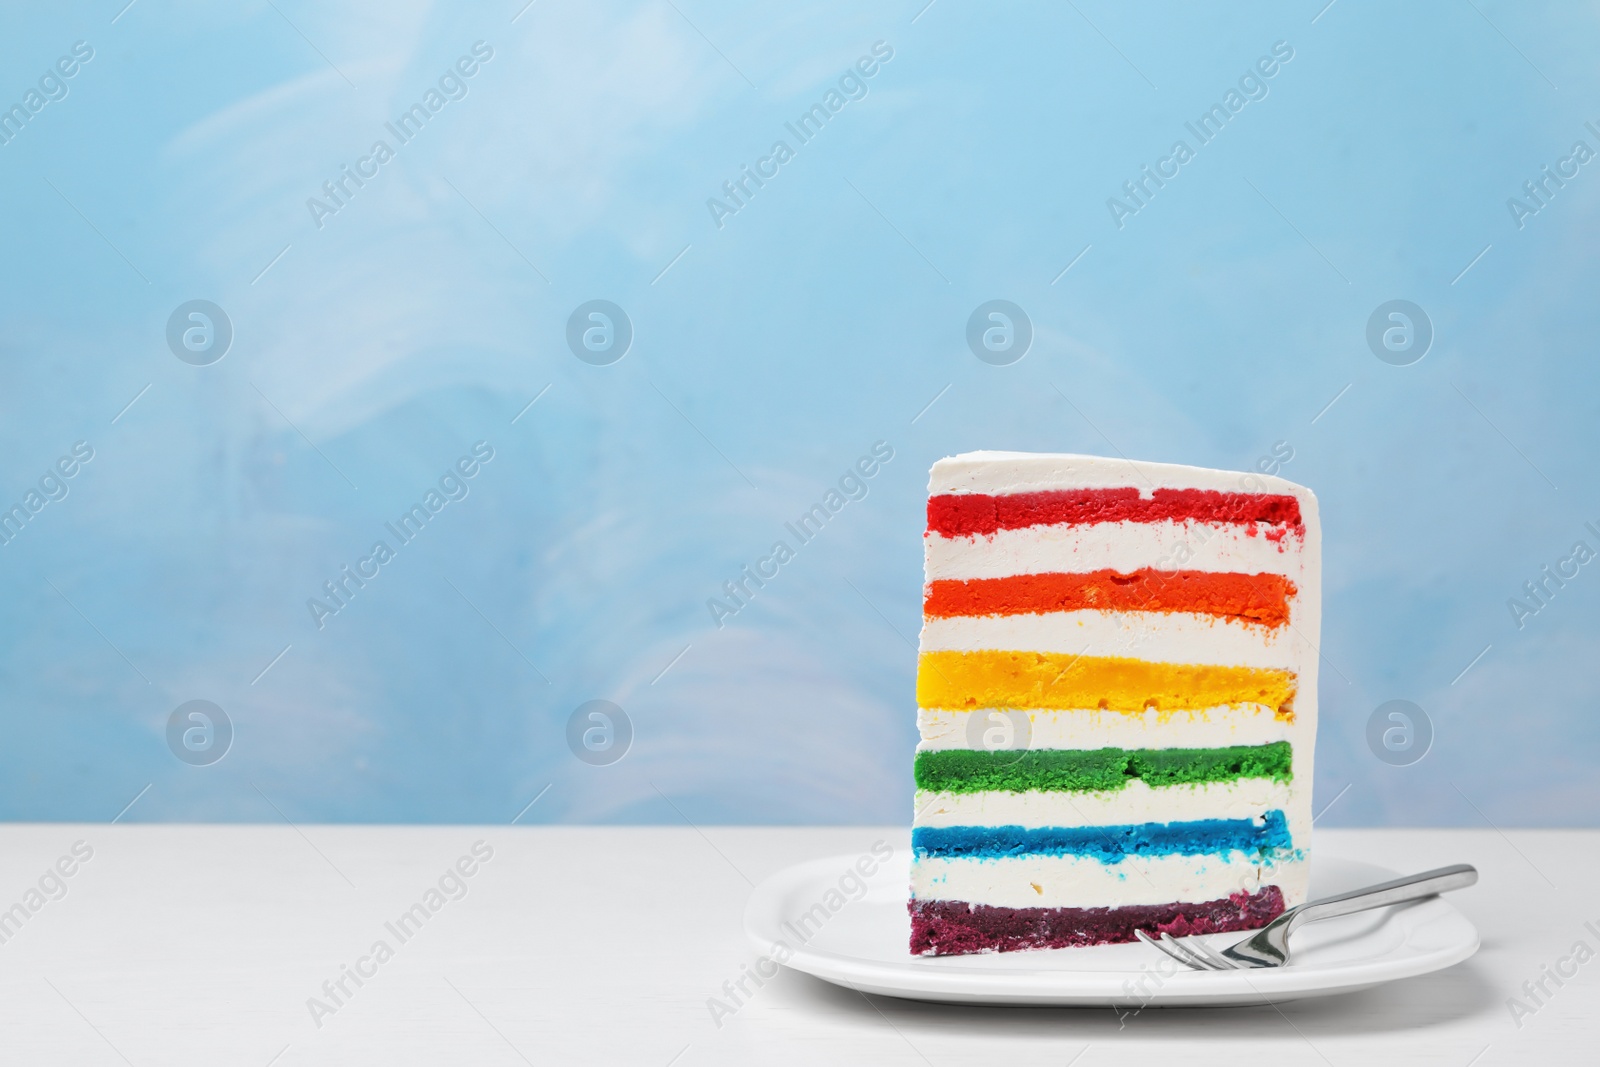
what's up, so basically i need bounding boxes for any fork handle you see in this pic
[1288,863,1478,932]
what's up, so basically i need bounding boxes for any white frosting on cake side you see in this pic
[924,520,1302,580]
[913,852,1308,911]
[914,778,1295,829]
[918,611,1301,670]
[915,706,1293,752]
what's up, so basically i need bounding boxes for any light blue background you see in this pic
[1,1,1595,826]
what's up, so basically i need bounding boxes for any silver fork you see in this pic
[1135,863,1478,970]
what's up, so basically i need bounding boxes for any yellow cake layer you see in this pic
[916,650,1297,719]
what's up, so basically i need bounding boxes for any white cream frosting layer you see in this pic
[916,706,1293,752]
[925,520,1302,581]
[918,610,1300,669]
[911,851,1309,909]
[929,451,1307,498]
[913,778,1292,829]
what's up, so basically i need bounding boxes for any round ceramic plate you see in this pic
[744,852,1478,1006]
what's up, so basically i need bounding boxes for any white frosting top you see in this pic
[928,450,1313,499]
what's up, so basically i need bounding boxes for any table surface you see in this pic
[0,825,1592,1065]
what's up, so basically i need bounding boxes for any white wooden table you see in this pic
[0,825,1590,1064]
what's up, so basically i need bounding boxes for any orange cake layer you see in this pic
[923,568,1296,627]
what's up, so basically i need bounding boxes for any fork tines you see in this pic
[1134,928,1240,971]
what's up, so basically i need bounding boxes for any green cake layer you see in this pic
[913,742,1293,795]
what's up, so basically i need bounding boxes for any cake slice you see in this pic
[909,451,1320,955]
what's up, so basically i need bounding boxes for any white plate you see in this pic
[744,852,1478,1006]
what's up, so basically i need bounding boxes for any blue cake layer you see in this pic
[911,811,1292,862]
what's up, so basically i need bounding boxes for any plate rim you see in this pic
[744,852,1480,1005]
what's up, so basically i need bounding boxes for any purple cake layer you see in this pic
[909,886,1285,956]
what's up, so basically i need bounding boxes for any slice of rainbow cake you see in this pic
[909,452,1320,955]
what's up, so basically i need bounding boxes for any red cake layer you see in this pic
[926,487,1303,539]
[909,886,1285,956]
